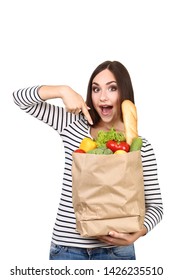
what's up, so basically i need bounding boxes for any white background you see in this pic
[0,0,172,279]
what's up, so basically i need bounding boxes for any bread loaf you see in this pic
[121,100,138,145]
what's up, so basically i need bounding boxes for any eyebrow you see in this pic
[92,81,117,86]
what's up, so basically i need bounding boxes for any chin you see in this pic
[100,115,114,123]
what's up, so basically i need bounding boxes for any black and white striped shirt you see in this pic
[13,86,163,248]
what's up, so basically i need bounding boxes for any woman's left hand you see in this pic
[98,227,147,246]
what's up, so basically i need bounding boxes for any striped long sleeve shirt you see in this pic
[13,86,163,248]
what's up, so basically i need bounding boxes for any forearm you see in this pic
[38,85,70,101]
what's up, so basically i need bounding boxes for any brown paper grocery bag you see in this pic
[72,151,145,237]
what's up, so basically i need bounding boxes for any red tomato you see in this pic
[74,149,86,153]
[106,140,130,152]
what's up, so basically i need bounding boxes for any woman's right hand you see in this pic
[61,86,93,125]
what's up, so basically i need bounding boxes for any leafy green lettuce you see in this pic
[95,128,126,147]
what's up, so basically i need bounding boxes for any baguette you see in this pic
[121,100,138,145]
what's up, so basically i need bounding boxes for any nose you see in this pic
[99,90,108,102]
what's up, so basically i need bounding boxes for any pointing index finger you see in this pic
[81,104,93,125]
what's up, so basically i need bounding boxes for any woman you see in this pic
[13,60,163,260]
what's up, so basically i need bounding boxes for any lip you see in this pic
[99,104,113,108]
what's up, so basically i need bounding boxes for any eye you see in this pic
[92,86,100,93]
[108,85,118,92]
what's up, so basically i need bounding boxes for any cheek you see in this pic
[91,94,98,107]
[112,93,120,106]
[111,95,121,114]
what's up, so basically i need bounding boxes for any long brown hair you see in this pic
[86,61,135,125]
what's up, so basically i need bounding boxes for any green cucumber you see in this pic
[130,137,143,152]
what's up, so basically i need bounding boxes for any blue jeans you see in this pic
[49,242,136,260]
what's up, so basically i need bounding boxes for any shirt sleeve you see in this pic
[141,138,163,232]
[13,85,79,134]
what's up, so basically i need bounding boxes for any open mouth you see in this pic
[100,105,113,116]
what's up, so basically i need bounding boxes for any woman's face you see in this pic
[91,69,121,126]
